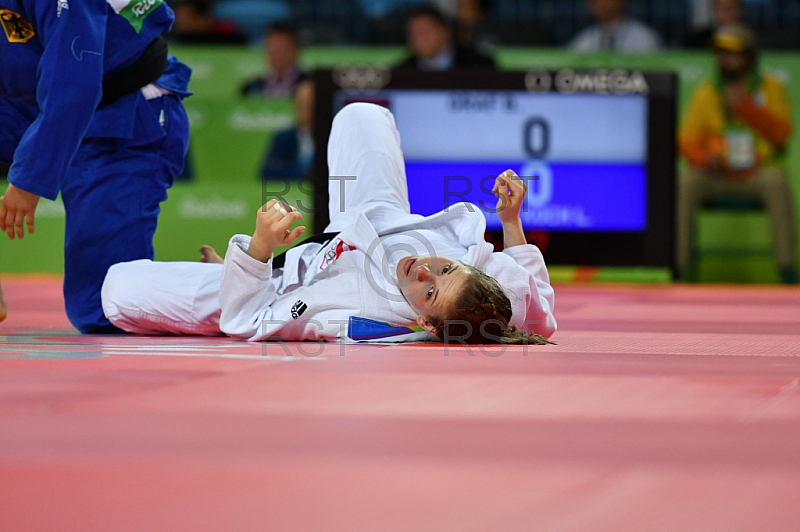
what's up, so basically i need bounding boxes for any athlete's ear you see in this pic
[416,315,437,336]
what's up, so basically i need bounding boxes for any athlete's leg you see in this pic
[102,260,224,335]
[61,95,189,333]
[325,103,410,232]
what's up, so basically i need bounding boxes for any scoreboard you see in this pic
[314,69,677,270]
[363,90,650,231]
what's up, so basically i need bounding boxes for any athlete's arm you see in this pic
[8,0,106,199]
[492,169,527,248]
[219,200,306,340]
[486,170,556,337]
[0,0,107,239]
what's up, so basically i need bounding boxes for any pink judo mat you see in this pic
[1,276,799,531]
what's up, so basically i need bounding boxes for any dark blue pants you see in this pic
[61,95,189,333]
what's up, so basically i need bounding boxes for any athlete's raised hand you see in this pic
[0,184,40,240]
[247,199,305,262]
[492,169,527,225]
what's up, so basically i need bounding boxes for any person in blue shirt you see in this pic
[0,0,191,332]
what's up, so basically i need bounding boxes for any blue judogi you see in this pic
[0,0,191,332]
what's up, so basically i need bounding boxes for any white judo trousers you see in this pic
[102,103,557,341]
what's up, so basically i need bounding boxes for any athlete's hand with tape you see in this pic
[492,169,527,224]
[247,199,305,262]
[0,183,40,240]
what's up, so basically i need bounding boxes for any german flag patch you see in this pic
[0,9,35,44]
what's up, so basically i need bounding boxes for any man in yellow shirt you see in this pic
[678,24,797,283]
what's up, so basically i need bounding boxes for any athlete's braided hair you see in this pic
[427,265,553,345]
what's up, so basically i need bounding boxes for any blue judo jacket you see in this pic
[0,0,191,200]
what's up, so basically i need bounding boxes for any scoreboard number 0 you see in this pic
[523,117,550,158]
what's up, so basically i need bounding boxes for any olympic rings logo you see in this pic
[332,67,392,94]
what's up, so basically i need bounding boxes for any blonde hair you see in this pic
[428,265,553,345]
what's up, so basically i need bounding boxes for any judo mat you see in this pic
[1,275,799,532]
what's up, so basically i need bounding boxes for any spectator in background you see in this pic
[260,80,315,180]
[685,0,744,49]
[169,0,248,44]
[569,0,662,53]
[677,24,797,284]
[455,0,494,50]
[241,21,307,98]
[396,5,496,71]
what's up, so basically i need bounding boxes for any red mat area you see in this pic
[1,277,799,531]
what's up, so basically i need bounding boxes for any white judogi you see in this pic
[102,103,557,341]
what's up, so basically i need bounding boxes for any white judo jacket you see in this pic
[219,201,557,342]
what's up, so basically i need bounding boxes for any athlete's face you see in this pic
[396,255,471,324]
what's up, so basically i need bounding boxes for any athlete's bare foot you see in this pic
[0,279,7,322]
[199,245,224,264]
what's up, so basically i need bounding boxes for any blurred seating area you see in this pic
[168,0,800,49]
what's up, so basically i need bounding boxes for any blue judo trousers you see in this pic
[0,0,191,332]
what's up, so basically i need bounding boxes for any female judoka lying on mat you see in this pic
[101,103,556,344]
